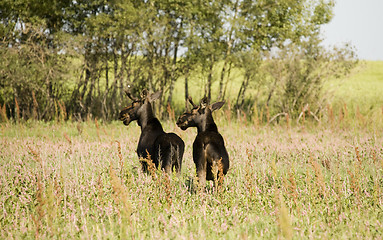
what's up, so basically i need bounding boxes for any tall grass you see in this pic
[1,119,382,239]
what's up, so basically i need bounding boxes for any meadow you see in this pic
[1,61,383,239]
[1,113,383,239]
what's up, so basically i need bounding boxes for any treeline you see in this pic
[0,0,357,122]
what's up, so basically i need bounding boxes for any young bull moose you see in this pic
[176,96,229,187]
[119,90,185,174]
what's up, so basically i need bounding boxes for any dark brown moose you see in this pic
[119,90,185,174]
[176,96,229,187]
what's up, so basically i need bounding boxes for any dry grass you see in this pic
[1,120,383,239]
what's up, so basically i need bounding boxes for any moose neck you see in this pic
[197,114,218,133]
[137,103,157,130]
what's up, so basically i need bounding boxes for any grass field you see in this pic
[330,61,383,115]
[1,61,383,239]
[1,117,383,239]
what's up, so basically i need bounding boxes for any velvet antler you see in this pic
[124,89,139,101]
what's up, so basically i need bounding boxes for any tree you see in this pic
[263,37,357,119]
[0,0,71,120]
[0,0,356,122]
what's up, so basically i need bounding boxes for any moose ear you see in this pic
[148,90,162,102]
[211,101,225,111]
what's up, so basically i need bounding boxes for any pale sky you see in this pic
[321,0,383,60]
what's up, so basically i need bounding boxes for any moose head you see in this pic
[176,96,225,132]
[119,89,162,126]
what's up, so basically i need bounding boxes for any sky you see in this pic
[321,0,383,60]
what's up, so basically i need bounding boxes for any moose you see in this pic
[176,96,229,187]
[119,89,185,175]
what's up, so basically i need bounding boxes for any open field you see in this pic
[330,61,383,115]
[1,118,383,239]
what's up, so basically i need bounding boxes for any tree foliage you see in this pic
[0,0,356,121]
[263,37,357,119]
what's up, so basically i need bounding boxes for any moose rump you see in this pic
[152,132,184,174]
[193,131,229,181]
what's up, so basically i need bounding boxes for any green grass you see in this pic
[1,119,383,239]
[331,61,383,115]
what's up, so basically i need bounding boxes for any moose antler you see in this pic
[124,89,139,101]
[140,89,148,99]
[200,96,209,108]
[188,96,197,108]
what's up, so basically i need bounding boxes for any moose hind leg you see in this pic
[160,146,173,174]
[196,160,207,189]
[172,146,182,176]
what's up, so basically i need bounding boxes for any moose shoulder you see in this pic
[119,90,185,174]
[176,97,229,187]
